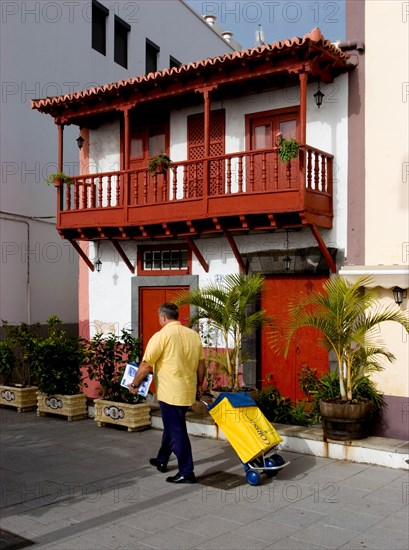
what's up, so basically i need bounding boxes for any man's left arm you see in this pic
[127,361,152,394]
[196,358,206,398]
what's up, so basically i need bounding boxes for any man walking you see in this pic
[128,302,206,484]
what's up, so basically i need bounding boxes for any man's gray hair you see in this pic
[158,303,179,320]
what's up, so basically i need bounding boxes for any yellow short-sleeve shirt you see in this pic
[142,321,205,406]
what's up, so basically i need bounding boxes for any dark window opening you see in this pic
[146,38,160,74]
[92,0,108,55]
[114,15,130,68]
[169,55,181,69]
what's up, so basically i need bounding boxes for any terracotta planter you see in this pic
[320,399,373,441]
[94,398,151,432]
[37,392,87,421]
[0,385,38,412]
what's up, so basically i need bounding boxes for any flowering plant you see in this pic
[276,132,300,163]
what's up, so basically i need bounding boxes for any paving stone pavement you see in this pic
[0,408,408,550]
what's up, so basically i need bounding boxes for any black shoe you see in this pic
[149,458,167,473]
[166,473,196,484]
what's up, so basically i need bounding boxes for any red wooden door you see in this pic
[139,286,190,395]
[139,286,190,353]
[130,124,168,204]
[260,276,328,402]
[248,110,299,190]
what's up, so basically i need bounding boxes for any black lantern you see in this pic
[76,134,84,149]
[393,286,407,305]
[314,82,325,108]
[283,230,293,271]
[95,259,102,273]
[283,255,293,271]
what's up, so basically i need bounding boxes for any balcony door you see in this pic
[247,108,299,190]
[130,123,168,204]
[187,109,225,197]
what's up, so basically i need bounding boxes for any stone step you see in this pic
[151,409,409,470]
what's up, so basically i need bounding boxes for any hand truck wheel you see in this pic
[246,470,261,486]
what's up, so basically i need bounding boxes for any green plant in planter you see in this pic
[147,153,173,175]
[45,172,74,186]
[256,384,311,427]
[0,320,39,386]
[83,329,143,404]
[0,340,16,385]
[276,133,300,163]
[31,316,85,395]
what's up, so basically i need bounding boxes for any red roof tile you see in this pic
[32,28,349,114]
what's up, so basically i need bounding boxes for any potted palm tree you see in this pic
[175,273,269,392]
[282,275,409,440]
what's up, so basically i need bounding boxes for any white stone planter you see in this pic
[94,399,151,432]
[37,392,87,421]
[0,385,38,412]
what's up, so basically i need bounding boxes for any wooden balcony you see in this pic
[57,146,333,241]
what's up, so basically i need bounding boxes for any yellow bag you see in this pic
[209,393,282,463]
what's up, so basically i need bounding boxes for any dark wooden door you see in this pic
[187,109,225,197]
[248,110,299,190]
[130,124,168,204]
[260,276,328,402]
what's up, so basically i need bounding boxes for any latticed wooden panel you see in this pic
[187,110,225,197]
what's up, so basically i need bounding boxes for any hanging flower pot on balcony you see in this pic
[147,153,173,175]
[276,133,300,163]
[44,172,74,187]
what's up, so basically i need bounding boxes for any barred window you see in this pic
[143,249,188,271]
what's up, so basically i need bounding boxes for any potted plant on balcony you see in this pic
[147,153,173,175]
[83,330,151,432]
[282,275,409,440]
[32,316,87,421]
[0,321,39,412]
[175,273,269,393]
[276,132,300,163]
[45,172,74,187]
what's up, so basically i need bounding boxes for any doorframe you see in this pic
[245,106,300,151]
[131,275,199,337]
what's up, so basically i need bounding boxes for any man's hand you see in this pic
[127,361,151,394]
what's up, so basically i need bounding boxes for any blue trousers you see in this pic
[157,401,194,476]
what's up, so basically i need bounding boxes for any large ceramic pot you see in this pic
[320,399,373,441]
[0,385,38,412]
[37,392,87,421]
[94,399,151,432]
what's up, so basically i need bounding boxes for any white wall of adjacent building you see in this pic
[0,0,238,326]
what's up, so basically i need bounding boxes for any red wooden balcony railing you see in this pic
[57,146,333,233]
